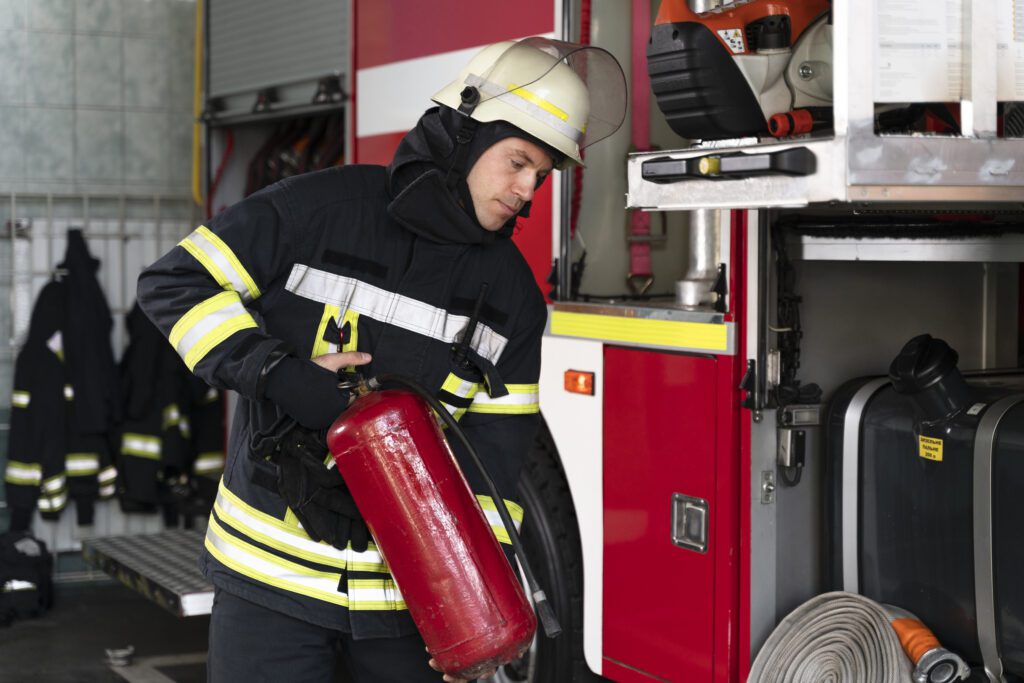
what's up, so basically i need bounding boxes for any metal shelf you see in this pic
[627,0,1024,211]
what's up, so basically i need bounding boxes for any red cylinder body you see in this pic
[326,389,536,678]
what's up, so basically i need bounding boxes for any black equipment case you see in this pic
[825,335,1024,680]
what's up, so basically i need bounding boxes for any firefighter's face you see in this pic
[467,137,554,231]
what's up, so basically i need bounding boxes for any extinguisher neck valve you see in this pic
[534,594,563,639]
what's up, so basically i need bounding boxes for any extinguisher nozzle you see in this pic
[534,596,562,639]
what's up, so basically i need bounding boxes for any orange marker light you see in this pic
[564,370,595,396]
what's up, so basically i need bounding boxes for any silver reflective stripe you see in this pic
[66,454,100,475]
[285,266,509,364]
[11,391,29,408]
[172,294,254,369]
[38,490,67,511]
[180,226,260,303]
[98,466,117,483]
[63,385,74,400]
[42,475,66,494]
[464,73,583,143]
[4,461,42,485]
[974,394,1023,683]
[215,482,386,570]
[3,580,36,592]
[841,377,890,594]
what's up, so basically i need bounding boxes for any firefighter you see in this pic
[137,37,624,682]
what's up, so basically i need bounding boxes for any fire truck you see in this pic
[343,1,1022,681]
[70,0,1023,680]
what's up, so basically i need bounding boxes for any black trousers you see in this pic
[207,587,461,683]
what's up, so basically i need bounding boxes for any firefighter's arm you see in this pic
[448,297,546,545]
[136,184,353,429]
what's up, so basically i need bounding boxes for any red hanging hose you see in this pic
[206,129,235,219]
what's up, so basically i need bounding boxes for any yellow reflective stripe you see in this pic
[348,578,407,611]
[11,391,29,408]
[439,372,480,422]
[476,495,524,545]
[162,403,182,430]
[551,310,729,352]
[508,83,569,121]
[42,474,66,494]
[205,517,350,606]
[38,489,67,512]
[169,291,258,371]
[468,383,539,415]
[179,225,262,301]
[311,304,341,358]
[122,433,161,460]
[65,453,100,476]
[4,461,42,485]
[215,481,386,572]
[193,452,224,474]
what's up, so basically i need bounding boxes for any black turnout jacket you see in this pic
[137,108,547,637]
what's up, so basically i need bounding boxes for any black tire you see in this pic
[495,418,601,683]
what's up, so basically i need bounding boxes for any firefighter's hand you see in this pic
[264,354,367,430]
[427,653,496,682]
[312,351,372,373]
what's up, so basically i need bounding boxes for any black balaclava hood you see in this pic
[386,106,563,245]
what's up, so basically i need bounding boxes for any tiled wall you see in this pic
[0,0,197,194]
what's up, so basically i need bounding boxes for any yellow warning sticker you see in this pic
[919,436,943,462]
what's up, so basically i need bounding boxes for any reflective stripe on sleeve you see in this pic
[122,433,161,460]
[3,580,37,592]
[42,474,66,494]
[66,453,100,476]
[438,373,480,422]
[4,461,42,486]
[98,466,118,483]
[11,391,29,408]
[285,266,508,364]
[193,452,224,474]
[468,383,539,415]
[168,291,258,371]
[179,225,261,302]
[38,488,68,512]
[64,385,74,400]
[476,495,524,545]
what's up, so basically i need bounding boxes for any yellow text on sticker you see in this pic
[919,436,943,462]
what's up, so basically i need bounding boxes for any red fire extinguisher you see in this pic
[326,374,561,679]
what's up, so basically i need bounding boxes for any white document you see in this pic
[875,0,963,102]
[997,0,1024,101]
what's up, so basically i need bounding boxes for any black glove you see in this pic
[263,355,350,430]
[272,423,370,553]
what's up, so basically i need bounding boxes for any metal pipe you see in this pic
[675,209,720,309]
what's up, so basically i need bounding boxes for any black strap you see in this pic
[444,87,481,190]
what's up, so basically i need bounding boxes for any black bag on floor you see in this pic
[0,530,54,626]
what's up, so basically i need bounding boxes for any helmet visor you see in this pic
[469,37,627,151]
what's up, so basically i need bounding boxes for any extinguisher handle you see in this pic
[369,373,563,639]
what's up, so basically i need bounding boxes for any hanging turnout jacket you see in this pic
[137,108,547,638]
[117,303,225,518]
[5,233,120,531]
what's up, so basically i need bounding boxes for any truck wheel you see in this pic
[494,419,600,683]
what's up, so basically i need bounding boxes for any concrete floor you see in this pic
[0,580,210,683]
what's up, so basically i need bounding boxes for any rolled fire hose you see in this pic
[748,592,914,683]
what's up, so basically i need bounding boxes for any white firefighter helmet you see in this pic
[432,37,627,169]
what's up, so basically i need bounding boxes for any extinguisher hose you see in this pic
[369,373,563,639]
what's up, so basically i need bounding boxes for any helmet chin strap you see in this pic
[445,86,481,191]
